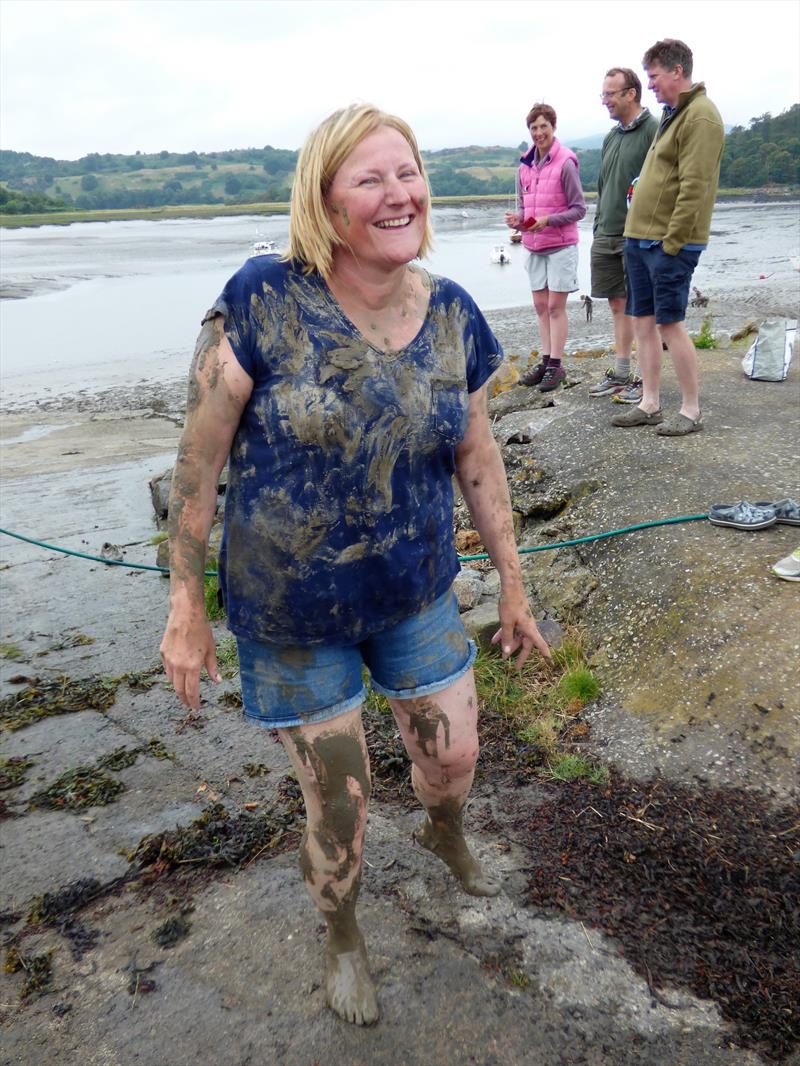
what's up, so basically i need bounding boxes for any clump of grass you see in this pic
[473,629,602,776]
[695,316,716,350]
[546,753,607,785]
[0,643,24,661]
[216,636,239,679]
[204,574,225,621]
[506,969,530,988]
[148,531,169,546]
[550,666,600,712]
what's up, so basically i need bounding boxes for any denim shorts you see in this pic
[235,587,477,729]
[623,240,701,324]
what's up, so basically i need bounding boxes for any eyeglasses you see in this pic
[600,87,634,99]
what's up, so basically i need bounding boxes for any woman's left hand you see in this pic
[529,215,550,232]
[491,588,551,669]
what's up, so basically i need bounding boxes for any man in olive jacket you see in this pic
[590,67,658,398]
[612,39,724,436]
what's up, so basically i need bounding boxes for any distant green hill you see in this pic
[1,106,796,215]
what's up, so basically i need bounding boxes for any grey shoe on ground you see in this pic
[589,369,629,397]
[707,501,777,530]
[612,379,643,404]
[656,412,704,436]
[611,406,664,427]
[754,498,800,525]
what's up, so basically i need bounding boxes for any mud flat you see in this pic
[0,288,798,1065]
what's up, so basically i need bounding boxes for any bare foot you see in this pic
[325,937,379,1026]
[413,812,502,897]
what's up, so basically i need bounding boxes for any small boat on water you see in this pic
[509,233,522,244]
[252,239,278,256]
[490,244,512,265]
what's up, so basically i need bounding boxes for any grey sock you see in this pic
[614,356,631,379]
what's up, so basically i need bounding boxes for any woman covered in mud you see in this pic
[160,104,550,1026]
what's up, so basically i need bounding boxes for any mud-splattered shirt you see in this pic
[209,256,503,645]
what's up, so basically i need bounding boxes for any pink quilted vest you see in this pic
[519,139,579,252]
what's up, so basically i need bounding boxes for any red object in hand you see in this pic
[519,217,537,230]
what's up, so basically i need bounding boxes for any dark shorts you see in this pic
[236,588,477,730]
[623,240,701,324]
[590,235,627,299]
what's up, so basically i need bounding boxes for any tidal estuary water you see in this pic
[1,201,799,409]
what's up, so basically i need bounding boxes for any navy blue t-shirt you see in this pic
[209,256,503,646]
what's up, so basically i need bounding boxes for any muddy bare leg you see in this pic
[280,708,378,1025]
[390,670,501,896]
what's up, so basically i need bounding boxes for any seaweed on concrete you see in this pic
[0,675,119,732]
[523,772,800,1062]
[4,947,53,999]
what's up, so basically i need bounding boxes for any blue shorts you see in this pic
[236,588,477,730]
[623,240,701,324]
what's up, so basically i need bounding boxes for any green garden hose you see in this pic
[0,514,709,576]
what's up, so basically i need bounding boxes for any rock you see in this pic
[150,464,229,524]
[100,542,124,562]
[454,529,483,554]
[536,618,565,649]
[493,406,564,446]
[520,549,598,616]
[460,601,500,648]
[453,567,484,612]
[149,469,172,520]
[488,389,555,419]
[715,331,732,349]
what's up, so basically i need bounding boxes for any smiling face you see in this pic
[602,73,636,123]
[326,125,429,274]
[646,62,684,108]
[529,115,555,157]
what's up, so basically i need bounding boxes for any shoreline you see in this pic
[2,188,798,230]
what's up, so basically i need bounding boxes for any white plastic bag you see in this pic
[741,319,795,381]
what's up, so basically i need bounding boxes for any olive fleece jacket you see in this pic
[624,83,724,256]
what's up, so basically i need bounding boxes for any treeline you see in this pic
[1,106,796,214]
[719,105,799,186]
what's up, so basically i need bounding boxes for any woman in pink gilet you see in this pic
[505,103,586,391]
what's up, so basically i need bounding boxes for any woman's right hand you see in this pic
[504,211,521,229]
[160,610,221,710]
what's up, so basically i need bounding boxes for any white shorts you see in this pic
[524,244,579,293]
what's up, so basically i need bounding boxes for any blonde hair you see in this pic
[285,104,434,279]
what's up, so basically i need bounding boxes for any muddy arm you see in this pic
[160,314,254,709]
[454,386,550,668]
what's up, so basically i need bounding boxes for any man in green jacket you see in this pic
[612,39,724,436]
[590,67,658,399]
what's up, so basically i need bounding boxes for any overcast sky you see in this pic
[2,0,798,159]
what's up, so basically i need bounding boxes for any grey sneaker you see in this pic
[612,380,643,404]
[589,369,629,397]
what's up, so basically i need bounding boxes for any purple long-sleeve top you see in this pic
[515,154,586,227]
